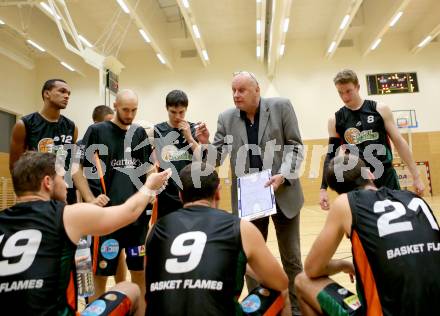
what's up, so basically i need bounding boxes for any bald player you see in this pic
[0,151,170,315]
[73,89,153,310]
[295,155,440,315]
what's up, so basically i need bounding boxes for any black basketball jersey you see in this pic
[21,112,75,156]
[22,112,77,203]
[76,138,101,197]
[154,122,197,217]
[146,206,247,316]
[81,121,152,206]
[348,187,440,316]
[0,200,77,315]
[335,100,393,168]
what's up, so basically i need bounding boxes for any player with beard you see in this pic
[74,89,153,311]
[0,151,170,316]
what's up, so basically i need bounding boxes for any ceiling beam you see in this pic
[124,0,173,69]
[266,0,292,77]
[360,0,411,56]
[324,0,363,59]
[0,35,34,69]
[175,0,209,66]
[410,1,440,53]
[0,5,89,75]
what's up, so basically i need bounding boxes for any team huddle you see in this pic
[1,70,439,316]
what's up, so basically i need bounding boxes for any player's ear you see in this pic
[214,184,221,201]
[43,89,51,100]
[41,175,53,192]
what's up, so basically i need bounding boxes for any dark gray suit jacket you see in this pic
[210,97,304,219]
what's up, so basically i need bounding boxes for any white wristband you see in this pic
[139,186,155,197]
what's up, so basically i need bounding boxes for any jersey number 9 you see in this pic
[0,229,42,276]
[165,231,207,274]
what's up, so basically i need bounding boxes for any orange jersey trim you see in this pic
[92,236,100,273]
[351,230,383,316]
[66,271,77,311]
[263,293,284,316]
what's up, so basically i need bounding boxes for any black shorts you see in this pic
[374,166,400,190]
[317,283,363,316]
[92,213,149,276]
[241,286,284,315]
[80,290,131,316]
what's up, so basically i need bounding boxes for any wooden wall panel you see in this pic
[2,130,439,210]
[0,152,15,209]
[300,131,440,204]
[215,131,440,208]
[0,152,10,178]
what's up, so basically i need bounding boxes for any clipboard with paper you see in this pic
[237,169,277,221]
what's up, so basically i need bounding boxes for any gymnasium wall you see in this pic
[0,53,37,117]
[300,131,440,205]
[28,34,440,140]
[1,35,439,207]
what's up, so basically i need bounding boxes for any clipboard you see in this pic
[237,169,277,221]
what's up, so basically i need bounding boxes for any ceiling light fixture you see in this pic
[389,11,403,27]
[256,20,261,35]
[202,50,209,61]
[371,38,382,50]
[60,61,74,71]
[283,18,290,33]
[156,53,166,64]
[78,35,93,48]
[138,29,151,43]
[339,14,350,30]
[279,44,285,56]
[327,41,336,53]
[116,0,130,14]
[192,24,201,38]
[418,35,432,47]
[182,0,189,8]
[27,39,46,52]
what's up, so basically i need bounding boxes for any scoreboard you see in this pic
[366,72,419,95]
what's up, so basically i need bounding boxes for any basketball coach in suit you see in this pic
[196,71,304,315]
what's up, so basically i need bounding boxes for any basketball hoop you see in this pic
[397,118,409,128]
